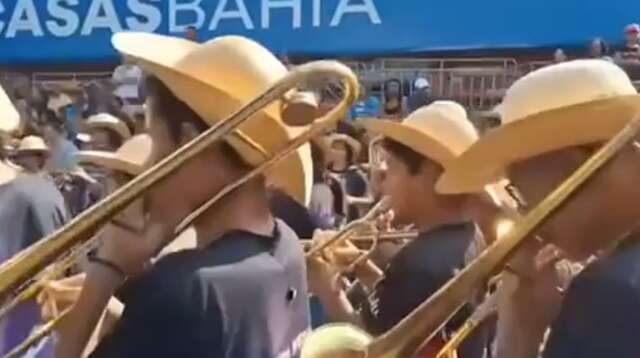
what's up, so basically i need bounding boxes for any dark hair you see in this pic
[382,138,426,175]
[332,139,355,167]
[383,79,403,115]
[144,75,250,171]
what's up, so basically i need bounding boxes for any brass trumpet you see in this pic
[300,116,640,357]
[0,61,359,356]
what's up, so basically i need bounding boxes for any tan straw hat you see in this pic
[85,113,132,140]
[357,101,478,168]
[111,33,312,205]
[76,134,152,176]
[16,136,49,154]
[0,84,19,134]
[437,59,640,194]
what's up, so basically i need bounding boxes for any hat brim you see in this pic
[76,151,143,176]
[358,119,456,166]
[112,32,311,205]
[436,95,640,194]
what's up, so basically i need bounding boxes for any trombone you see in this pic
[0,60,359,356]
[300,116,640,357]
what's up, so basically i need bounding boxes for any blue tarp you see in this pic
[0,0,638,64]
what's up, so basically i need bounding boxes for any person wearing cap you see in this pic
[54,34,313,358]
[309,101,505,358]
[615,23,640,63]
[81,113,133,152]
[407,76,432,113]
[13,135,49,174]
[0,85,69,356]
[436,60,640,358]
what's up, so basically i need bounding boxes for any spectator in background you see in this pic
[326,134,368,223]
[81,113,132,152]
[309,141,336,229]
[42,120,78,172]
[112,58,143,108]
[615,23,640,62]
[13,136,49,174]
[185,26,198,42]
[350,84,381,119]
[554,48,568,63]
[382,78,404,119]
[407,77,432,112]
[589,38,612,60]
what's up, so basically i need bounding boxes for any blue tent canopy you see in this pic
[0,0,637,64]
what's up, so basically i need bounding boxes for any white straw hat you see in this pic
[437,59,640,194]
[76,134,152,176]
[111,33,312,204]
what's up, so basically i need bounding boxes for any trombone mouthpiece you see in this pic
[281,91,319,126]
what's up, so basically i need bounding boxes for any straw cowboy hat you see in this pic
[357,101,479,168]
[84,113,132,140]
[16,136,49,155]
[436,59,640,194]
[111,33,313,205]
[76,134,152,176]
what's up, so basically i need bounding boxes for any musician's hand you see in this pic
[97,221,168,277]
[37,274,86,321]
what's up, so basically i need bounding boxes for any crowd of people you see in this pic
[0,23,638,358]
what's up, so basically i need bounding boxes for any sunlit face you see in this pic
[88,128,118,152]
[507,146,636,260]
[380,149,439,226]
[329,141,350,172]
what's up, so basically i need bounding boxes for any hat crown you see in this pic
[500,60,636,124]
[177,36,286,117]
[403,101,478,157]
[18,136,48,152]
[116,134,153,168]
[86,113,132,139]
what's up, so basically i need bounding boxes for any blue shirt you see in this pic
[350,97,381,119]
[543,239,640,358]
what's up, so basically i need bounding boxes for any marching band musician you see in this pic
[437,59,640,358]
[53,34,313,358]
[308,101,504,358]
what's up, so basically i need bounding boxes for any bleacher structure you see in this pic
[3,58,640,113]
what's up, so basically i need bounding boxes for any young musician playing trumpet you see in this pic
[437,59,640,358]
[308,101,506,358]
[54,34,314,358]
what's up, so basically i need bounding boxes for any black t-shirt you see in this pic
[91,220,310,358]
[269,190,317,239]
[543,239,640,358]
[362,223,486,358]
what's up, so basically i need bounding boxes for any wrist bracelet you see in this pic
[87,250,125,279]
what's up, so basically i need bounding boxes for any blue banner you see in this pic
[0,0,638,64]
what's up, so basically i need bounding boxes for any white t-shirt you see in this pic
[112,65,142,100]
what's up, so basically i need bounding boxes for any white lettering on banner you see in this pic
[262,0,301,29]
[126,0,161,32]
[47,0,80,37]
[0,0,382,38]
[81,0,122,35]
[169,0,204,33]
[209,0,254,30]
[330,0,381,27]
[6,0,43,38]
[312,0,321,27]
[0,1,5,33]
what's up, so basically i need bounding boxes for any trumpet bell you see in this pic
[301,323,371,358]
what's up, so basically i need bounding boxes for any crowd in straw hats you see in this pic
[0,26,639,358]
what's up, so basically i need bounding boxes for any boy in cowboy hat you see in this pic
[54,34,313,358]
[0,85,69,356]
[309,101,504,357]
[437,59,640,358]
[79,113,133,152]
